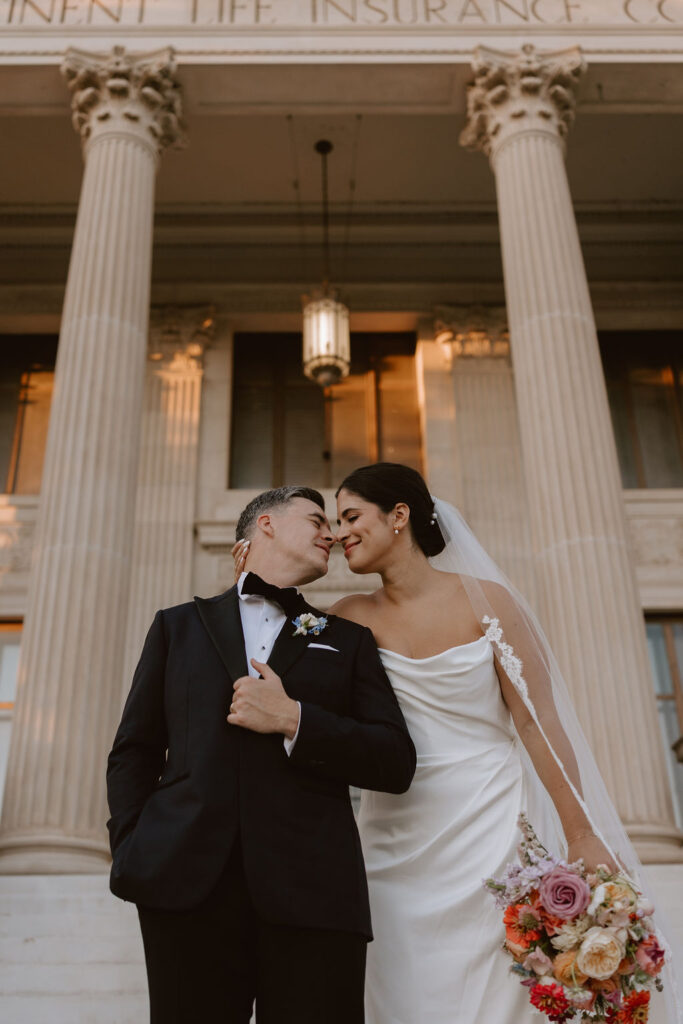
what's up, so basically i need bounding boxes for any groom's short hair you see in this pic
[236,486,326,541]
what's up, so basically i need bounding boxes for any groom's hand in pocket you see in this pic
[228,660,300,739]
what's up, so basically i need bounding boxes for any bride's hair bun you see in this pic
[336,463,446,558]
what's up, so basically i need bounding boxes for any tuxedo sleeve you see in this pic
[106,610,168,854]
[289,626,416,794]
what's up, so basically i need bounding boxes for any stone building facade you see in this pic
[0,2,682,1019]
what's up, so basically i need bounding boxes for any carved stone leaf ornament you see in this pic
[61,45,185,154]
[460,43,586,158]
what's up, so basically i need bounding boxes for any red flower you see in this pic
[617,990,651,1023]
[530,982,571,1021]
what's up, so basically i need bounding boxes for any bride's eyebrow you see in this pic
[337,507,360,524]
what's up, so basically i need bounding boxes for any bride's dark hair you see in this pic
[336,462,446,558]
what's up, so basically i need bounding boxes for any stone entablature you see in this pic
[1,0,682,64]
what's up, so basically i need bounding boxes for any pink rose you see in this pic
[539,867,591,921]
[636,934,666,976]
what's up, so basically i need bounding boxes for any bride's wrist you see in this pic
[566,829,595,844]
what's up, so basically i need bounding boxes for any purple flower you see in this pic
[539,866,591,920]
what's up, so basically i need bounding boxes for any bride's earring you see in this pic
[394,528,399,535]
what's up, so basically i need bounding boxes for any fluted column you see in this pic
[121,311,211,699]
[461,44,681,862]
[0,47,183,872]
[432,306,538,607]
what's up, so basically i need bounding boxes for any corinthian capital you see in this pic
[460,44,585,161]
[62,45,184,155]
[148,306,215,374]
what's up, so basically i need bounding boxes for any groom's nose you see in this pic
[319,526,335,548]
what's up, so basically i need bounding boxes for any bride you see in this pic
[235,462,679,1024]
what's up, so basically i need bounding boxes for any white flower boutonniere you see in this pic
[292,613,328,637]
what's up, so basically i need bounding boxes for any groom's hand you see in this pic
[227,660,300,739]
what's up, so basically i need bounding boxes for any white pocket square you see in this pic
[308,643,340,652]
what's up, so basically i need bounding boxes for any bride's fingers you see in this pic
[231,540,250,583]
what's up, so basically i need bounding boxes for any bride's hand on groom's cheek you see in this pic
[231,539,250,583]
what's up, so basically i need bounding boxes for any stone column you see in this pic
[120,310,211,700]
[461,44,681,862]
[0,47,183,872]
[431,306,538,607]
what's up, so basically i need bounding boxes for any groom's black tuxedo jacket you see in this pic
[106,586,415,939]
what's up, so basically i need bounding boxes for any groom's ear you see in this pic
[255,513,275,538]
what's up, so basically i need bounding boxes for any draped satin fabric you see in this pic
[358,637,550,1024]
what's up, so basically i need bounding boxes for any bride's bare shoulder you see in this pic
[328,591,381,627]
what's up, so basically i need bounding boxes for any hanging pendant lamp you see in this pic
[302,139,350,388]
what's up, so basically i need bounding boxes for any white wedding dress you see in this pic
[358,636,557,1024]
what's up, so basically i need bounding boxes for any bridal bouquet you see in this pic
[484,815,667,1023]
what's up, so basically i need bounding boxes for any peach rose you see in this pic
[576,927,624,980]
[589,881,638,927]
[553,949,588,987]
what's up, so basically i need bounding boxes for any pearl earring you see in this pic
[394,528,399,535]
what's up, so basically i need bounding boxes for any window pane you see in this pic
[599,333,683,490]
[658,700,683,831]
[0,370,23,490]
[377,352,423,473]
[230,332,422,489]
[230,384,274,489]
[329,372,374,483]
[646,619,683,830]
[0,336,58,495]
[605,378,639,488]
[630,367,683,488]
[283,383,327,487]
[646,623,674,696]
[13,371,53,494]
[0,624,21,820]
[674,624,683,672]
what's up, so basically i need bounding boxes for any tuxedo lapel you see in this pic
[268,601,321,681]
[194,588,248,684]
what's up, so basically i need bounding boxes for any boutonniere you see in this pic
[292,612,328,637]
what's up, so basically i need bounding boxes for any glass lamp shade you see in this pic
[302,294,351,387]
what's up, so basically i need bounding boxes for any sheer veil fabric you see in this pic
[429,498,682,1023]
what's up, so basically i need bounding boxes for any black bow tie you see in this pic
[241,572,304,619]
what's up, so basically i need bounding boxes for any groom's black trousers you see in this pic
[137,840,367,1024]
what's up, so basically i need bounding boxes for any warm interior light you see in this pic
[302,139,351,387]
[303,293,350,387]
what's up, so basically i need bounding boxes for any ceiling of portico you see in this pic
[0,60,681,311]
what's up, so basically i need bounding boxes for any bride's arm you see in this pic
[487,584,617,871]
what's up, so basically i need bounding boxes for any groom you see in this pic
[106,485,416,1024]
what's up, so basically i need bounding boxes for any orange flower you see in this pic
[617,990,650,1023]
[503,902,543,949]
[553,949,588,988]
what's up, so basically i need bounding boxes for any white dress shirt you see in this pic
[237,572,301,753]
